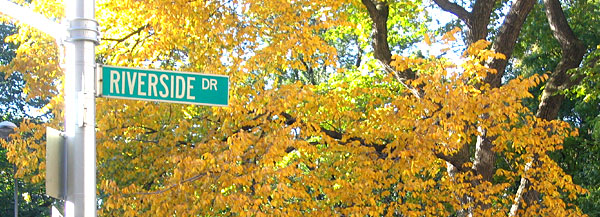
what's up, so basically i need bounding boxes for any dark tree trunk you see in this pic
[361,0,415,79]
[432,0,495,44]
[361,0,392,65]
[511,0,586,213]
[536,0,586,120]
[433,0,537,215]
[486,0,536,87]
[363,0,585,214]
[466,0,496,43]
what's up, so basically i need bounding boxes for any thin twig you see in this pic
[378,60,421,99]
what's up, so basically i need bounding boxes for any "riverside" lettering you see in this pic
[108,70,218,100]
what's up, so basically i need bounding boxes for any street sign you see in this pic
[98,65,229,106]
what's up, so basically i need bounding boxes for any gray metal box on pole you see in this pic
[46,127,66,200]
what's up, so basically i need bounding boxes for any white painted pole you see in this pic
[64,0,98,216]
[0,1,98,216]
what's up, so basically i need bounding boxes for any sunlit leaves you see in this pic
[1,0,589,216]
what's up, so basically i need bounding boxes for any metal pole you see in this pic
[0,1,97,216]
[64,0,98,216]
[13,165,18,217]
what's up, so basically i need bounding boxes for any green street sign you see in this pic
[98,65,229,106]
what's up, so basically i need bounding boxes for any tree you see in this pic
[511,0,600,214]
[428,0,593,214]
[1,0,594,216]
[0,22,53,217]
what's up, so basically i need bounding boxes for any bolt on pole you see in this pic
[64,0,98,216]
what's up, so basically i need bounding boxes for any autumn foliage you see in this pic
[0,0,589,216]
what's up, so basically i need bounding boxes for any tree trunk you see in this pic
[432,0,496,44]
[362,0,416,79]
[471,1,537,193]
[433,0,537,215]
[361,0,392,65]
[486,0,536,87]
[511,0,586,213]
[466,0,496,44]
[366,0,585,214]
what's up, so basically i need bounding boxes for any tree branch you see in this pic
[103,24,149,43]
[355,46,363,68]
[380,60,420,96]
[471,0,497,19]
[280,111,387,157]
[361,0,392,65]
[535,0,586,120]
[467,0,496,43]
[513,0,587,212]
[433,0,495,44]
[299,57,317,85]
[434,144,471,173]
[509,161,533,216]
[131,172,209,195]
[486,0,537,87]
[431,0,470,22]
